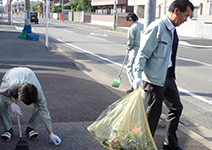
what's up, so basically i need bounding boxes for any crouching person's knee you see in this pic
[0,96,8,110]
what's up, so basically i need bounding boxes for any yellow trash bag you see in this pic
[87,87,157,150]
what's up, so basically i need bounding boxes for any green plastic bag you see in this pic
[87,87,157,150]
[18,33,26,39]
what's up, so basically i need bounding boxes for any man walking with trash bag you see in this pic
[125,12,143,93]
[133,0,194,150]
[0,67,61,146]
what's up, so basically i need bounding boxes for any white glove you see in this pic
[10,103,22,115]
[49,133,61,146]
[133,78,143,89]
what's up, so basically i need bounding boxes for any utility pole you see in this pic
[10,0,12,25]
[0,0,3,18]
[43,0,45,19]
[24,0,30,25]
[62,0,64,22]
[46,0,49,48]
[164,0,167,15]
[113,0,117,30]
[49,1,51,21]
[144,0,156,29]
[7,0,10,24]
[20,0,23,15]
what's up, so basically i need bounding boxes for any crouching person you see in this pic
[0,67,61,146]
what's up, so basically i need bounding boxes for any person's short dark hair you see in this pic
[19,83,38,105]
[169,0,194,13]
[126,12,138,22]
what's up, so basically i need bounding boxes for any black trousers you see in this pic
[143,68,183,146]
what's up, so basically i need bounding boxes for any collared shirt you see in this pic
[165,16,175,68]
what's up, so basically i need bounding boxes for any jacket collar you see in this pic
[163,16,175,31]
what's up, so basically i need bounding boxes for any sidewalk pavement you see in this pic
[0,18,212,150]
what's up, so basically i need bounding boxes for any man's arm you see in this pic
[35,90,61,145]
[35,91,52,131]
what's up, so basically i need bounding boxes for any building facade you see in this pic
[92,0,133,15]
[128,0,212,39]
[91,0,212,39]
[91,0,133,27]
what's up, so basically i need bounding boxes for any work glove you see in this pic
[10,103,22,115]
[49,133,61,146]
[133,78,143,89]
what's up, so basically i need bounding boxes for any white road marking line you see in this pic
[90,32,108,37]
[15,26,23,31]
[62,29,74,33]
[179,41,212,48]
[39,32,212,106]
[86,35,107,41]
[39,32,122,67]
[178,87,212,105]
[177,56,212,67]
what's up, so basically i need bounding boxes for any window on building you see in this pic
[96,9,102,15]
[111,8,114,15]
[103,7,107,15]
[210,4,212,15]
[108,6,112,15]
[191,7,200,19]
[117,5,122,13]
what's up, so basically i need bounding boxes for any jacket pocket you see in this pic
[153,41,168,58]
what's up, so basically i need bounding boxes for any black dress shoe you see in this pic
[126,87,134,93]
[163,142,185,150]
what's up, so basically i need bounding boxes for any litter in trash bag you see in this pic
[87,87,157,150]
[27,34,39,41]
[18,25,32,39]
[18,33,27,39]
[22,25,32,34]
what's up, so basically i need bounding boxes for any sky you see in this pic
[1,0,7,6]
[2,0,14,5]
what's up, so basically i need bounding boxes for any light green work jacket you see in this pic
[0,67,52,131]
[134,16,173,87]
[126,21,144,53]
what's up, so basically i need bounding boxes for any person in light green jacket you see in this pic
[0,67,61,146]
[125,12,143,93]
[133,0,194,150]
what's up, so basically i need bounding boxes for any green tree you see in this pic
[70,0,93,12]
[63,5,70,10]
[69,0,79,11]
[31,2,43,13]
[80,0,93,12]
[76,2,83,11]
[51,4,62,13]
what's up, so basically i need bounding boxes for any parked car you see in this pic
[30,12,38,24]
